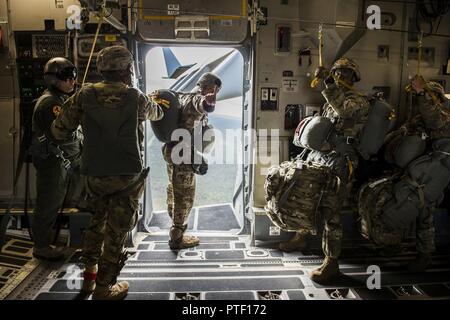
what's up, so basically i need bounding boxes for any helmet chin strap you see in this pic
[51,81,74,95]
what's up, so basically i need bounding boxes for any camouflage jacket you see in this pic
[52,81,164,152]
[415,92,450,140]
[175,92,209,132]
[321,83,371,139]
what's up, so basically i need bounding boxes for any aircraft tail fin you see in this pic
[162,47,195,79]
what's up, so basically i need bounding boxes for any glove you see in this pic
[314,66,329,79]
[324,74,335,86]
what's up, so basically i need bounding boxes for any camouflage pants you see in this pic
[80,175,144,286]
[32,156,82,248]
[307,150,357,259]
[416,206,435,254]
[163,144,196,227]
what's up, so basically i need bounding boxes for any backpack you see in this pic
[264,159,335,234]
[359,146,450,247]
[150,89,181,143]
[358,175,406,248]
[384,133,427,169]
[406,150,450,205]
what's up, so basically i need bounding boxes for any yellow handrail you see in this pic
[81,2,106,86]
[310,25,323,88]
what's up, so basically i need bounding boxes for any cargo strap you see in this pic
[37,134,73,171]
[347,158,354,181]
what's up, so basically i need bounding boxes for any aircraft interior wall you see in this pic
[251,0,450,208]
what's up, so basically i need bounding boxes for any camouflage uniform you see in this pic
[52,80,163,287]
[31,87,83,251]
[163,93,208,228]
[307,82,370,258]
[411,81,450,255]
[307,58,370,259]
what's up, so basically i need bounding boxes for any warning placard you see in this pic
[282,78,299,93]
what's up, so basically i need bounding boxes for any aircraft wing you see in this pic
[164,48,243,101]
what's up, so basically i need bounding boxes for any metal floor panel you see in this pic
[148,204,240,233]
[153,243,231,250]
[4,231,450,300]
[35,292,171,300]
[197,204,240,231]
[53,269,305,280]
[204,291,256,300]
[0,236,39,300]
[142,235,240,242]
[49,277,305,293]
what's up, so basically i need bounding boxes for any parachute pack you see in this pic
[264,159,336,234]
[150,89,181,143]
[385,133,427,169]
[293,97,395,159]
[359,138,450,247]
[293,116,333,152]
[356,96,396,159]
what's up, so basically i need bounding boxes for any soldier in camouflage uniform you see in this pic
[407,76,450,272]
[155,73,221,250]
[52,46,164,299]
[279,58,371,283]
[30,57,82,261]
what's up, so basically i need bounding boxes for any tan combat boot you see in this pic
[92,281,129,300]
[279,233,307,252]
[408,253,432,273]
[310,257,340,283]
[169,225,199,250]
[82,265,97,293]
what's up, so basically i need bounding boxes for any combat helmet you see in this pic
[330,57,361,83]
[44,57,77,88]
[96,45,134,72]
[197,72,222,89]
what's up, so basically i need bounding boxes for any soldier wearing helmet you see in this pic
[279,57,371,283]
[411,76,449,137]
[152,72,222,250]
[405,75,450,272]
[30,57,82,262]
[52,45,164,300]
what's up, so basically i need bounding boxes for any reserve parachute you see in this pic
[150,90,181,143]
[293,115,333,152]
[293,96,396,159]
